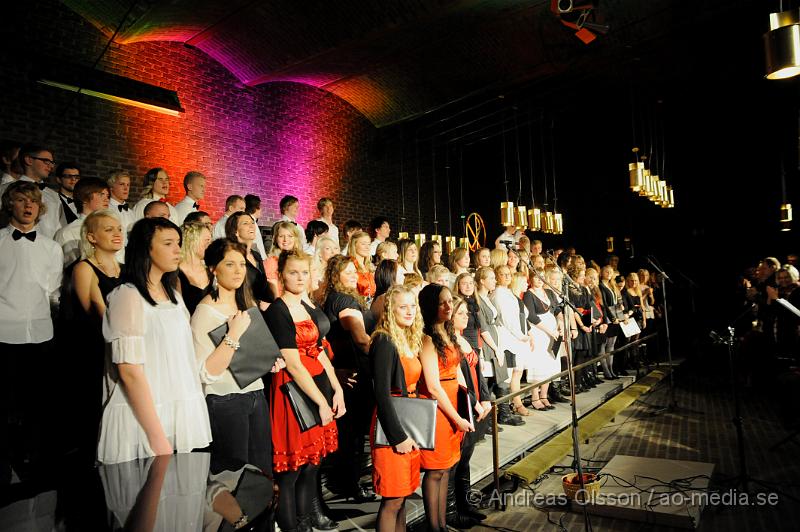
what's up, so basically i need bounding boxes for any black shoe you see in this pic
[309,497,339,530]
[297,515,313,532]
[464,506,488,521]
[447,512,479,528]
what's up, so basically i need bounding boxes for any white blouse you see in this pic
[191,303,265,397]
[99,284,212,464]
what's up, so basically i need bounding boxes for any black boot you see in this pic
[456,476,487,521]
[297,514,313,532]
[309,496,338,530]
[446,471,479,529]
[497,403,524,426]
[549,384,569,403]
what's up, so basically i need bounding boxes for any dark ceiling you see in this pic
[61,0,766,127]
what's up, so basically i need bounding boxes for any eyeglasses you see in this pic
[32,157,56,167]
[60,173,80,179]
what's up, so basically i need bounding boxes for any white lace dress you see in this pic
[490,286,535,371]
[98,284,212,464]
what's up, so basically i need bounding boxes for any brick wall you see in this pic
[0,0,440,238]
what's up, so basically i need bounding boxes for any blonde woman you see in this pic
[396,239,422,285]
[375,240,399,263]
[637,268,655,322]
[426,264,451,286]
[622,272,646,369]
[348,230,376,299]
[266,221,302,297]
[448,247,471,288]
[369,285,425,532]
[599,265,624,377]
[177,221,212,315]
[312,235,339,301]
[489,248,508,270]
[490,265,535,416]
[69,209,124,457]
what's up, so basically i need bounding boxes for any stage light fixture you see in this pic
[414,233,427,248]
[398,232,409,240]
[500,201,515,227]
[765,8,800,80]
[514,205,528,230]
[528,207,542,231]
[554,212,564,234]
[780,203,793,231]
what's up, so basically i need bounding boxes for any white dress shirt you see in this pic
[132,193,178,223]
[253,222,267,258]
[369,237,385,257]
[212,214,229,239]
[173,195,199,226]
[0,173,15,185]
[54,213,86,265]
[0,176,64,239]
[0,225,63,344]
[316,217,339,248]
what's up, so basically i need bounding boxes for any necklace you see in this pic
[93,255,120,277]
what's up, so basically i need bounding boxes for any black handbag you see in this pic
[208,307,282,389]
[456,384,474,427]
[281,372,335,432]
[374,372,437,450]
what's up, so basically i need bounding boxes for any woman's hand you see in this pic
[570,328,578,339]
[598,323,608,334]
[270,358,286,373]
[227,310,251,340]
[331,388,347,419]
[318,404,335,426]
[150,435,173,456]
[456,417,475,433]
[258,301,269,312]
[335,368,358,388]
[476,401,492,421]
[394,437,419,454]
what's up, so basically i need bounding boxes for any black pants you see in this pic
[449,423,481,512]
[206,389,271,473]
[2,341,54,481]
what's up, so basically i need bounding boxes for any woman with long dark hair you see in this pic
[264,250,344,532]
[369,285,425,532]
[322,254,376,502]
[396,239,422,285]
[98,217,211,464]
[191,239,278,471]
[418,240,443,280]
[417,284,474,532]
[226,211,273,309]
[371,258,398,324]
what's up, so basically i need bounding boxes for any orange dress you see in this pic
[418,345,463,470]
[264,256,283,297]
[352,257,376,298]
[270,320,338,472]
[370,355,423,497]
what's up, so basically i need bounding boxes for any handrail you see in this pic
[488,332,658,508]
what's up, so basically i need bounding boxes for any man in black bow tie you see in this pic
[0,181,63,475]
[106,170,133,263]
[55,162,81,225]
[0,143,63,238]
[174,170,206,225]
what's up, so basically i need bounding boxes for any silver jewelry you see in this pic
[233,513,248,529]
[223,335,240,350]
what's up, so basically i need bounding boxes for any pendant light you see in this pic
[765,7,800,80]
[780,159,792,231]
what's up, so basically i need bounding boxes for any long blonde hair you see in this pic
[347,231,374,272]
[180,221,211,262]
[269,221,302,257]
[371,285,423,358]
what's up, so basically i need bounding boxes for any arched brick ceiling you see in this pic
[62,0,760,127]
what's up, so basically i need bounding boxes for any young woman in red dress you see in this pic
[347,230,376,300]
[417,284,475,532]
[370,285,425,532]
[264,250,346,532]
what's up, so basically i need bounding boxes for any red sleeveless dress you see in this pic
[352,257,376,298]
[418,345,463,470]
[270,319,338,472]
[370,355,423,497]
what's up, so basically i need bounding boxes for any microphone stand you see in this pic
[645,255,679,413]
[538,254,593,532]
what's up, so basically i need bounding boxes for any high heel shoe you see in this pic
[530,398,547,411]
[539,397,556,410]
[513,404,531,416]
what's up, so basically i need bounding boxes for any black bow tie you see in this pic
[118,204,129,212]
[193,202,199,209]
[61,194,74,204]
[12,229,36,242]
[36,182,48,191]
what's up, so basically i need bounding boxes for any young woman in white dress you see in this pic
[489,265,535,416]
[98,217,212,464]
[522,269,563,410]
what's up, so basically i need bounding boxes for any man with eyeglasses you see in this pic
[55,162,81,225]
[0,143,63,238]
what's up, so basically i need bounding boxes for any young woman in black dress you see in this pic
[226,211,273,309]
[177,221,211,315]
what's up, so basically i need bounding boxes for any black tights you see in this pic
[422,469,448,531]
[276,463,318,531]
[376,496,407,532]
